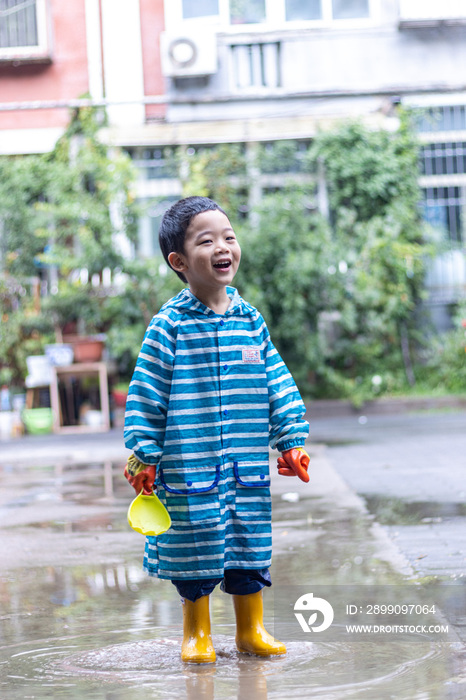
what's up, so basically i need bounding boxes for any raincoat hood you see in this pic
[168,286,255,318]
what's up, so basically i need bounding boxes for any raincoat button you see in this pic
[186,480,193,487]
[260,474,265,479]
[220,319,225,326]
[223,364,228,370]
[223,409,228,416]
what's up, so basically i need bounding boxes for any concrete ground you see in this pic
[309,409,466,580]
[1,410,465,699]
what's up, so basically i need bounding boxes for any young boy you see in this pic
[124,196,310,664]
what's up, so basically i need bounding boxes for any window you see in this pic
[286,0,321,21]
[285,0,370,23]
[420,142,466,177]
[0,0,49,60]
[416,105,466,134]
[126,147,179,180]
[182,0,219,19]
[230,0,266,25]
[332,0,369,20]
[166,0,374,30]
[422,187,466,301]
[416,105,466,302]
[422,187,463,244]
[0,0,37,47]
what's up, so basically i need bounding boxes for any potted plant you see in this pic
[111,381,129,408]
[42,282,106,363]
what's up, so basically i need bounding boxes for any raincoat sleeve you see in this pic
[123,312,176,471]
[264,332,309,452]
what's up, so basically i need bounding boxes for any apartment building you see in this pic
[1,0,465,316]
[0,0,165,154]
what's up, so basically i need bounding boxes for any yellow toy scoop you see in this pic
[127,490,171,536]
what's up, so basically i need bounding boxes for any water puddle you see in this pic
[10,637,457,700]
[1,561,463,700]
[1,457,465,698]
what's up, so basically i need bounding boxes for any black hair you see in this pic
[159,196,227,283]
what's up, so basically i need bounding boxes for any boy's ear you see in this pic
[168,251,188,274]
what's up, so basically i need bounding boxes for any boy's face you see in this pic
[169,209,241,296]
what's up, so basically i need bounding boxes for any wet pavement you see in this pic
[310,411,466,581]
[0,411,465,699]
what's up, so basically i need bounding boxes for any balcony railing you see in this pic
[229,41,281,91]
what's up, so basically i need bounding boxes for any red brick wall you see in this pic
[0,0,89,131]
[139,0,166,122]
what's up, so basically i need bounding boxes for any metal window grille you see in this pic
[422,186,464,244]
[416,105,466,133]
[420,142,466,177]
[0,0,38,48]
[231,42,281,89]
[126,147,179,180]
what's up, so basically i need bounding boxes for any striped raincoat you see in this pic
[124,287,309,580]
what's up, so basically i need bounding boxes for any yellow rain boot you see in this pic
[181,595,216,664]
[233,590,286,657]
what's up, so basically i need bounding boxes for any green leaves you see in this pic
[0,107,139,384]
[1,108,457,400]
[234,117,434,399]
[311,115,421,222]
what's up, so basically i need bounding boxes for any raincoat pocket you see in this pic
[158,464,221,530]
[233,460,271,519]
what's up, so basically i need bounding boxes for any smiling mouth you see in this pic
[213,260,232,270]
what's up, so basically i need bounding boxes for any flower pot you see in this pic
[63,336,104,363]
[112,388,128,408]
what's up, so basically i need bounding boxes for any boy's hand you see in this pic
[124,462,156,495]
[277,448,310,483]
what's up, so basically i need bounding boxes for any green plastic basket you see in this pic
[22,408,54,435]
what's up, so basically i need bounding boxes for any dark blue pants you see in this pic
[171,567,271,602]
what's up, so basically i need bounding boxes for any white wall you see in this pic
[100,0,145,126]
[85,0,104,101]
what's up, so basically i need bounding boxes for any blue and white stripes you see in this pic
[124,287,309,579]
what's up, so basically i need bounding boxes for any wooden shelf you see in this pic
[49,362,111,434]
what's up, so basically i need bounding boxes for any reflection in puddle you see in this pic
[362,495,466,526]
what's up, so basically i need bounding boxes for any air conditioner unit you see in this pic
[160,31,218,78]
